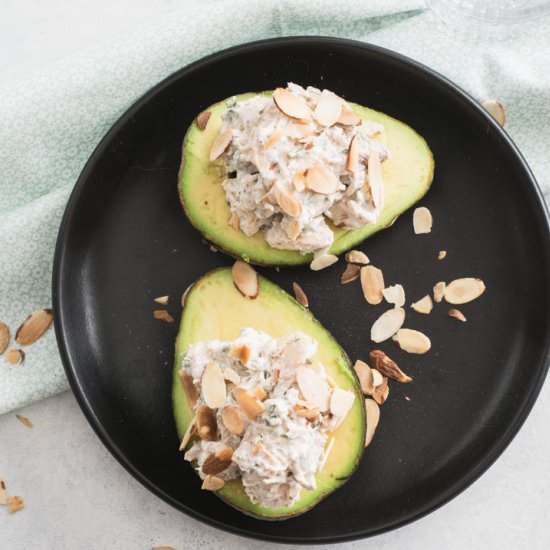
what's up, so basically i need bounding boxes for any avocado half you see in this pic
[172,267,366,519]
[178,91,434,266]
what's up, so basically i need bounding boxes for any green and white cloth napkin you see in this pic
[1,0,549,414]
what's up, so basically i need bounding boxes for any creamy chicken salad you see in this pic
[180,328,355,509]
[213,83,389,258]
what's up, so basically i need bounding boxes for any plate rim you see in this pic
[52,35,550,544]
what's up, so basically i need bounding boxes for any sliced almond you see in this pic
[202,446,234,475]
[319,437,335,471]
[231,260,259,299]
[15,309,53,346]
[15,414,33,428]
[292,282,309,308]
[223,367,240,385]
[369,349,412,383]
[448,308,467,322]
[364,399,380,448]
[4,348,24,365]
[361,265,385,304]
[306,163,339,195]
[413,207,433,234]
[273,88,311,121]
[229,344,251,366]
[337,104,361,126]
[330,388,355,425]
[254,385,267,401]
[340,263,360,284]
[371,368,384,388]
[196,110,211,130]
[235,388,266,419]
[292,169,307,192]
[221,405,245,435]
[433,281,446,303]
[382,284,406,308]
[228,212,240,230]
[272,182,303,217]
[444,278,486,304]
[296,366,330,412]
[438,250,447,260]
[295,407,320,420]
[201,475,225,491]
[365,151,383,208]
[313,90,342,127]
[287,219,302,240]
[8,495,25,514]
[264,130,285,150]
[411,295,433,314]
[0,322,9,355]
[310,254,338,271]
[153,310,175,323]
[482,99,506,127]
[153,295,170,305]
[179,415,196,451]
[178,371,198,406]
[393,328,431,354]
[354,360,374,396]
[0,477,6,505]
[345,250,370,265]
[372,377,389,406]
[209,128,233,161]
[201,360,226,409]
[371,307,405,343]
[286,123,315,140]
[196,405,217,441]
[346,136,359,173]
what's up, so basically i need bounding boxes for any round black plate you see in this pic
[53,37,550,544]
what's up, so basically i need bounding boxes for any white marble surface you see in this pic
[1,1,550,548]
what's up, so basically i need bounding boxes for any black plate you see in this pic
[53,37,550,543]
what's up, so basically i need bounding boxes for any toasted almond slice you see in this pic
[346,136,359,173]
[0,477,6,505]
[0,322,9,355]
[444,278,486,304]
[411,295,433,314]
[15,309,53,346]
[8,495,24,514]
[296,366,330,412]
[286,123,315,140]
[305,164,339,195]
[448,308,467,322]
[361,265,385,304]
[345,250,370,265]
[340,263,360,284]
[310,254,338,271]
[482,99,506,127]
[15,414,33,428]
[319,437,335,471]
[369,350,412,383]
[254,385,267,401]
[273,88,311,121]
[178,371,199,406]
[295,407,320,420]
[330,388,355,425]
[223,367,240,385]
[433,281,446,303]
[438,250,447,260]
[337,104,361,126]
[354,360,374,396]
[413,207,433,234]
[209,128,232,161]
[272,182,303,217]
[228,212,240,230]
[371,308,406,343]
[196,405,217,441]
[296,398,319,409]
[313,90,343,127]
[382,284,406,308]
[372,376,389,405]
[235,388,266,419]
[231,260,259,299]
[201,360,226,409]
[229,343,251,366]
[153,310,175,323]
[202,446,234,475]
[201,475,225,491]
[393,328,431,354]
[287,219,302,241]
[371,369,384,388]
[292,282,309,308]
[222,405,245,435]
[366,150,383,208]
[179,415,196,451]
[4,348,24,365]
[264,130,285,150]
[364,399,380,448]
[196,110,211,130]
[153,295,170,305]
[292,170,307,192]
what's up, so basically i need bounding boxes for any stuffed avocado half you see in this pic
[179,85,434,266]
[173,266,365,519]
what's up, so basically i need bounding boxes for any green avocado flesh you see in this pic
[172,267,366,519]
[179,91,434,266]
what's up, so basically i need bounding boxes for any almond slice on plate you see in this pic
[361,265,385,305]
[340,263,360,284]
[444,278,486,304]
[196,405,217,441]
[413,207,433,234]
[223,367,240,385]
[231,260,259,299]
[178,371,199,406]
[153,310,175,323]
[209,128,232,161]
[196,110,211,130]
[371,368,384,388]
[229,343,251,366]
[235,388,266,419]
[0,322,10,354]
[4,348,24,365]
[382,284,405,308]
[354,359,374,396]
[202,446,234,475]
[273,88,311,121]
[345,250,369,265]
[346,136,359,173]
[272,182,303,217]
[482,99,506,127]
[292,282,309,307]
[369,349,412,383]
[313,90,343,127]
[433,281,446,303]
[296,366,330,412]
[8,495,25,514]
[448,308,467,322]
[371,308,406,343]
[330,387,355,425]
[438,250,447,260]
[310,253,338,271]
[372,377,389,405]
[15,414,33,428]
[306,164,339,195]
[366,150,383,208]
[222,405,245,435]
[179,415,196,451]
[337,104,361,126]
[411,295,433,314]
[15,309,53,346]
[393,328,431,354]
[364,398,380,447]
[154,295,170,305]
[201,361,226,409]
[201,475,225,491]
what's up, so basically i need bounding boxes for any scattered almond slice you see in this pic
[371,368,384,388]
[202,446,234,475]
[8,495,24,514]
[222,405,245,435]
[369,349,412,383]
[201,475,225,491]
[433,281,446,303]
[179,415,196,451]
[337,104,361,126]
[393,328,431,354]
[411,295,433,314]
[223,367,240,385]
[273,88,311,121]
[448,308,467,322]
[209,128,233,161]
[330,388,355,426]
[264,130,285,150]
[0,322,9,355]
[346,136,359,173]
[231,260,259,299]
[296,366,330,412]
[413,207,433,234]
[306,164,339,195]
[340,263,360,284]
[444,278,486,304]
[371,307,406,343]
[153,295,170,305]
[4,348,24,365]
[292,282,309,308]
[229,343,251,366]
[310,253,338,271]
[15,309,53,346]
[196,405,217,441]
[365,151,383,208]
[295,407,320,420]
[196,110,211,130]
[364,398,380,447]
[372,377,389,405]
[438,250,447,260]
[235,388,266,419]
[272,182,303,217]
[228,211,240,230]
[287,219,302,240]
[319,438,335,471]
[15,414,33,428]
[382,284,406,308]
[292,169,307,192]
[345,250,369,265]
[361,265,385,304]
[0,477,7,505]
[153,310,175,323]
[178,371,198,406]
[201,360,226,409]
[354,360,375,396]
[482,99,506,127]
[313,90,343,127]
